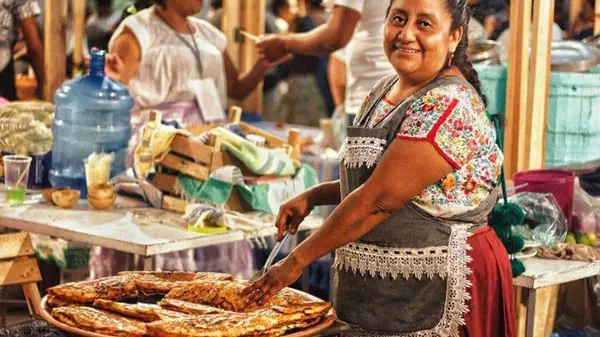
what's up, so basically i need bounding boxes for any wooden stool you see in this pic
[0,232,43,326]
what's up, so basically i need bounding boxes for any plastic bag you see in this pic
[510,192,568,246]
[572,178,600,240]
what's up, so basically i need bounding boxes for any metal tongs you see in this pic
[249,230,291,283]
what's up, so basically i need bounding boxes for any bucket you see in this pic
[513,169,575,230]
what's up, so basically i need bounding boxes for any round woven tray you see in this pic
[39,290,337,337]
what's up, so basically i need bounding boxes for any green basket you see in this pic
[546,70,600,167]
[473,64,600,167]
[474,64,507,117]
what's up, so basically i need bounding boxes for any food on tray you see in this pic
[145,302,333,337]
[164,279,305,312]
[48,275,138,304]
[51,306,147,337]
[157,299,227,315]
[47,295,76,308]
[93,299,190,322]
[44,272,334,337]
[118,271,233,295]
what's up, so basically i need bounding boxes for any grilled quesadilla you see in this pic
[51,306,147,337]
[93,299,190,322]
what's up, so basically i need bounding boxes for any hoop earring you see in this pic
[447,52,454,67]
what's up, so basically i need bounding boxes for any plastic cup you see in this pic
[3,155,32,205]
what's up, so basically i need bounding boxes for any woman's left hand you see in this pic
[259,52,293,70]
[242,256,303,305]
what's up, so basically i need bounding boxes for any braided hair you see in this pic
[385,0,488,107]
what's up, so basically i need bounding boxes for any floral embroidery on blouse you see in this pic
[368,98,397,128]
[396,84,503,217]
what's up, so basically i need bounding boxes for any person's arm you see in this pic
[257,5,361,61]
[20,17,43,96]
[328,53,346,108]
[272,180,341,241]
[243,139,453,303]
[106,28,141,84]
[223,51,292,101]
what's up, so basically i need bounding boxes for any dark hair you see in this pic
[271,0,290,14]
[385,0,488,107]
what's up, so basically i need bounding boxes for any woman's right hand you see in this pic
[86,48,125,82]
[104,53,125,82]
[275,192,315,241]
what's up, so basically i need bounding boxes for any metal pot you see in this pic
[467,40,502,65]
[551,40,600,72]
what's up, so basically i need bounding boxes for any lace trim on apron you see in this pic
[337,224,473,337]
[338,137,388,169]
[334,242,448,280]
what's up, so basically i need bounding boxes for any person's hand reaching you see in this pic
[257,35,290,62]
[85,48,125,82]
[258,52,293,70]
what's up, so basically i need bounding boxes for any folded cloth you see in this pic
[181,203,269,248]
[209,127,297,176]
[537,243,599,262]
[133,123,191,178]
[177,164,319,214]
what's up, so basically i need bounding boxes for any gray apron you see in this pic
[333,75,498,336]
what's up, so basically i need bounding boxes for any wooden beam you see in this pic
[0,232,35,260]
[570,0,584,32]
[22,282,42,316]
[526,0,555,169]
[222,0,241,68]
[72,0,87,77]
[595,0,600,35]
[504,0,532,177]
[240,0,266,114]
[43,0,67,101]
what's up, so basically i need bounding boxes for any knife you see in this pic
[249,231,291,283]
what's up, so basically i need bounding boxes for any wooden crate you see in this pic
[160,192,251,214]
[154,106,301,214]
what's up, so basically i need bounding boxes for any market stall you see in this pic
[470,0,600,336]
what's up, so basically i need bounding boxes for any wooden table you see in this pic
[0,197,322,279]
[514,257,600,337]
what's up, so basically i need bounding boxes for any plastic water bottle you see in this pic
[50,50,133,197]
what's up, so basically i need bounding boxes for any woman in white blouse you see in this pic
[91,0,289,279]
[106,0,289,164]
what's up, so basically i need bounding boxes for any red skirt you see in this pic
[461,226,517,337]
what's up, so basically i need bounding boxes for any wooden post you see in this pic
[228,106,243,124]
[595,0,600,35]
[525,0,555,169]
[570,0,584,33]
[288,129,301,161]
[72,0,87,77]
[504,0,533,177]
[240,0,266,114]
[43,0,67,101]
[222,0,242,68]
[0,232,43,316]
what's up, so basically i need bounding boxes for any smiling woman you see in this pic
[242,0,516,336]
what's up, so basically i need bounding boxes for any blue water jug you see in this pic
[50,50,133,197]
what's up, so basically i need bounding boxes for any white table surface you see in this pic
[514,257,600,289]
[0,197,322,257]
